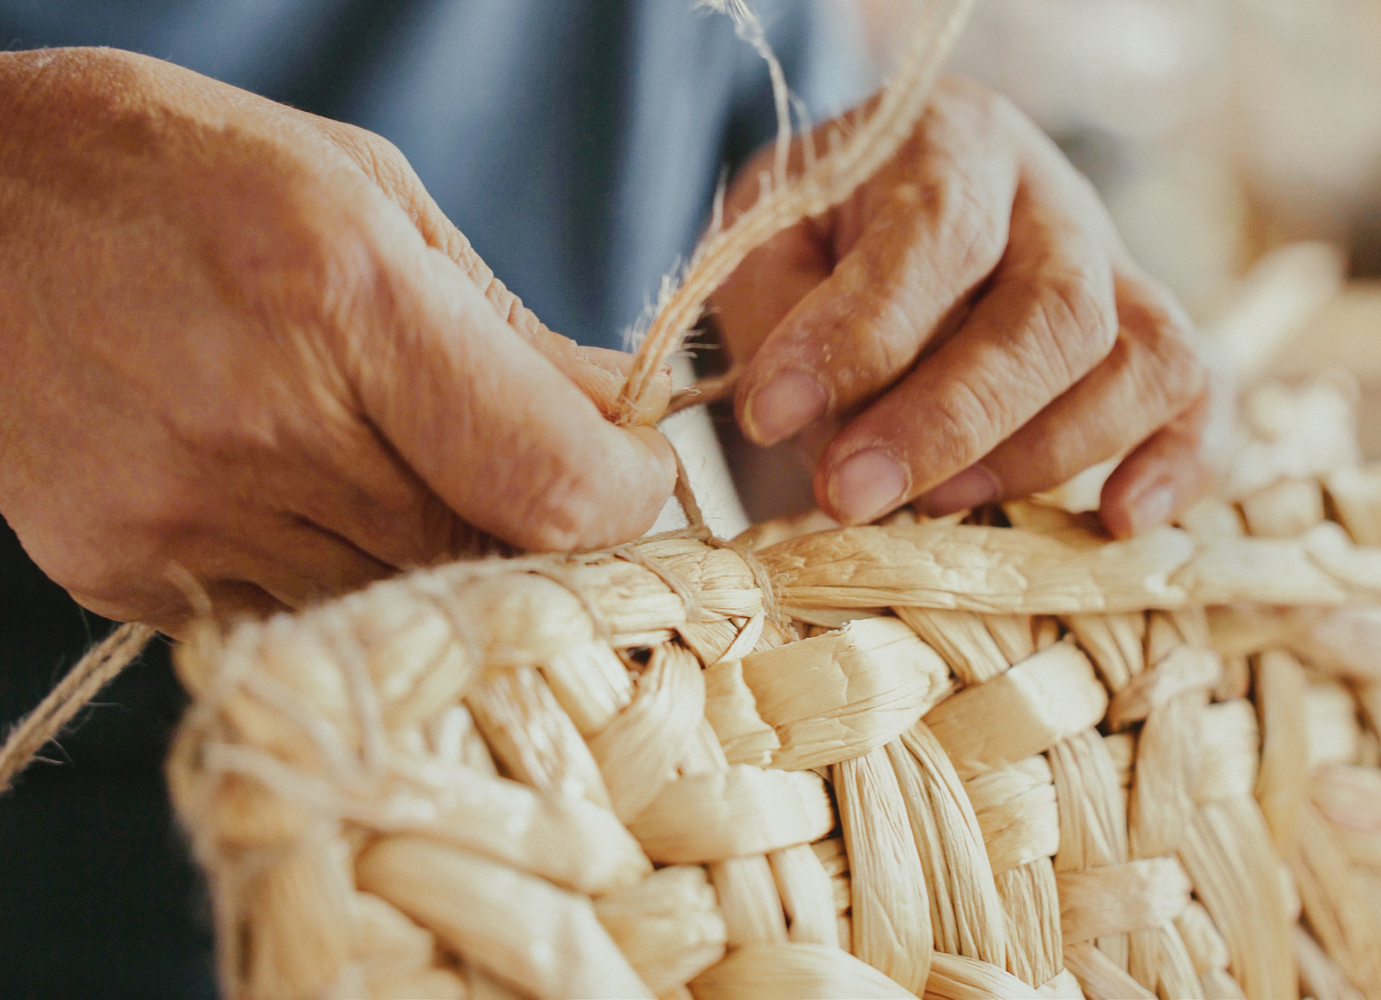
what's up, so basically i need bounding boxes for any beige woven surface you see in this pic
[168,376,1381,1000]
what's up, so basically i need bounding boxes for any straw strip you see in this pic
[1239,478,1326,538]
[767,843,839,947]
[702,657,781,766]
[738,616,949,770]
[709,855,790,946]
[1106,646,1221,732]
[996,859,1063,987]
[350,891,442,994]
[1063,941,1155,1000]
[1036,968,1086,999]
[924,641,1107,779]
[1294,925,1366,1000]
[1048,730,1129,874]
[1199,968,1249,1000]
[1178,798,1295,1000]
[965,756,1059,875]
[760,522,1381,614]
[1055,858,1192,942]
[1327,464,1381,546]
[1291,802,1381,999]
[923,951,1041,999]
[1174,901,1231,976]
[357,835,652,1000]
[1305,680,1364,770]
[466,666,613,809]
[1196,701,1260,804]
[587,643,706,821]
[593,865,727,995]
[688,942,914,999]
[835,745,933,993]
[1253,650,1309,854]
[1155,921,1205,1000]
[244,835,356,1000]
[1128,688,1208,859]
[891,723,1008,967]
[894,608,1013,685]
[627,764,832,863]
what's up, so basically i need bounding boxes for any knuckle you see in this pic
[929,373,1012,471]
[930,177,1007,283]
[1151,329,1207,406]
[1030,268,1117,377]
[336,124,413,192]
[932,75,1011,135]
[1121,290,1208,413]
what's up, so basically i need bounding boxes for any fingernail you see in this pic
[918,465,1001,517]
[1127,481,1176,535]
[831,449,909,524]
[745,372,827,444]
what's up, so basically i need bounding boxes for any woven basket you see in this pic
[166,375,1381,1000]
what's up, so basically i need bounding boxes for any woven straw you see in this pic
[5,5,1377,997]
[166,373,1381,1000]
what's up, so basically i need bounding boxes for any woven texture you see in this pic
[167,377,1381,1000]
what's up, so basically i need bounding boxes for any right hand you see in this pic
[0,47,675,635]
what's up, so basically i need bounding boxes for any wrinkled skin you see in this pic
[0,51,1223,638]
[0,48,674,634]
[714,77,1229,535]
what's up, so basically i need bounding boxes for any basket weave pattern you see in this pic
[171,381,1381,1000]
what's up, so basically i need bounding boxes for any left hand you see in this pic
[712,76,1229,538]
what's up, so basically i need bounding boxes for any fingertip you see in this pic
[627,424,679,497]
[739,370,828,446]
[524,424,677,552]
[820,448,910,525]
[1099,387,1224,539]
[916,464,1001,518]
[1100,476,1175,540]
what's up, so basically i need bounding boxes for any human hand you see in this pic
[0,48,674,634]
[712,76,1227,537]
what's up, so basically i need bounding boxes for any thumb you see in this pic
[355,245,677,551]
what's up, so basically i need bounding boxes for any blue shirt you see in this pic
[1,0,867,347]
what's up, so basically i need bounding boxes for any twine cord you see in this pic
[0,622,156,795]
[616,0,976,425]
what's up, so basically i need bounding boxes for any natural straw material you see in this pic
[12,2,1381,997]
[165,372,1381,1000]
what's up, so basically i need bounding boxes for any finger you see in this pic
[916,272,1206,513]
[816,179,1119,525]
[224,517,397,608]
[314,120,670,422]
[250,415,484,571]
[164,517,394,613]
[31,499,388,632]
[729,105,1020,446]
[69,579,287,639]
[354,242,677,551]
[1100,372,1233,539]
